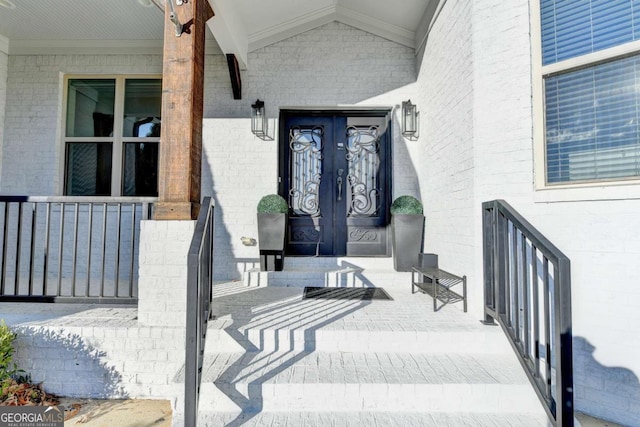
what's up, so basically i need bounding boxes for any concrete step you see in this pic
[243,256,411,288]
[202,282,547,425]
[209,283,506,354]
[199,351,545,415]
[283,256,397,270]
[197,410,550,426]
[209,325,510,354]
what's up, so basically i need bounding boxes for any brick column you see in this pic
[137,220,196,327]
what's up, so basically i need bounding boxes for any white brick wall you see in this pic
[412,0,476,313]
[470,0,640,423]
[137,220,195,327]
[11,322,185,400]
[470,0,534,322]
[412,0,640,423]
[203,22,416,117]
[0,50,7,182]
[1,54,162,194]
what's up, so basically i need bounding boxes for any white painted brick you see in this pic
[1,54,162,194]
[410,0,477,324]
[465,0,640,423]
[201,22,417,281]
[137,220,194,327]
[0,50,7,181]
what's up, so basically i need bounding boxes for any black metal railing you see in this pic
[185,197,214,427]
[483,199,573,426]
[0,196,154,304]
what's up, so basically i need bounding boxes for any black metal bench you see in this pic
[411,266,467,312]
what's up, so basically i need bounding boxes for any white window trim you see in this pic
[60,74,161,196]
[531,0,640,201]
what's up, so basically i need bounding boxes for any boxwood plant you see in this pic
[390,195,423,215]
[257,194,288,214]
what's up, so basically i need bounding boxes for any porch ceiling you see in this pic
[0,0,433,65]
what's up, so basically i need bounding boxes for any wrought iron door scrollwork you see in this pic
[289,126,324,217]
[345,125,381,217]
[347,175,379,216]
[349,228,378,241]
[292,227,321,242]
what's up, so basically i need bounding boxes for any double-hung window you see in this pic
[63,76,161,196]
[536,1,640,187]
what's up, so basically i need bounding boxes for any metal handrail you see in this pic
[185,197,214,427]
[483,199,573,426]
[0,195,155,303]
[0,196,157,203]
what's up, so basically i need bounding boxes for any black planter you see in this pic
[257,213,287,271]
[391,214,425,272]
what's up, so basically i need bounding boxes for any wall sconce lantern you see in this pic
[251,99,270,140]
[402,99,418,140]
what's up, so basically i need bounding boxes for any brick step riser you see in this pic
[283,257,397,270]
[210,329,511,354]
[245,255,414,288]
[202,383,543,413]
[244,270,412,288]
[195,410,550,427]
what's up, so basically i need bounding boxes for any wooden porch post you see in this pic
[154,0,214,220]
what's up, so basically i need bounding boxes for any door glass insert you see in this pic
[289,126,324,217]
[346,126,380,217]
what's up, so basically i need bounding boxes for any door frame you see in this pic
[278,107,393,257]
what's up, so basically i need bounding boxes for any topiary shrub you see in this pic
[257,194,288,214]
[390,195,423,215]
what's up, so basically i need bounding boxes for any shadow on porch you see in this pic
[197,277,550,426]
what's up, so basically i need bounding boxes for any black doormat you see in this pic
[303,287,393,301]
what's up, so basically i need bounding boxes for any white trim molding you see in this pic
[6,39,222,56]
[336,5,415,49]
[541,39,640,77]
[0,34,8,54]
[248,5,337,52]
[207,0,249,69]
[531,0,546,192]
[247,4,417,54]
[534,181,640,203]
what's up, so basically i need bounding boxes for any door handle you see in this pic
[337,169,344,201]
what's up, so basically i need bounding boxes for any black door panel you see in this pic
[280,110,391,257]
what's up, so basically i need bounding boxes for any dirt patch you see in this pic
[59,398,172,426]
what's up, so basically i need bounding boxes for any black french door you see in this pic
[279,110,391,256]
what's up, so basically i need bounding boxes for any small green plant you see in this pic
[257,194,288,214]
[390,195,423,215]
[0,320,18,382]
[0,322,55,406]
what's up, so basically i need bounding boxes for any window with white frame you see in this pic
[538,0,640,185]
[63,76,161,196]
